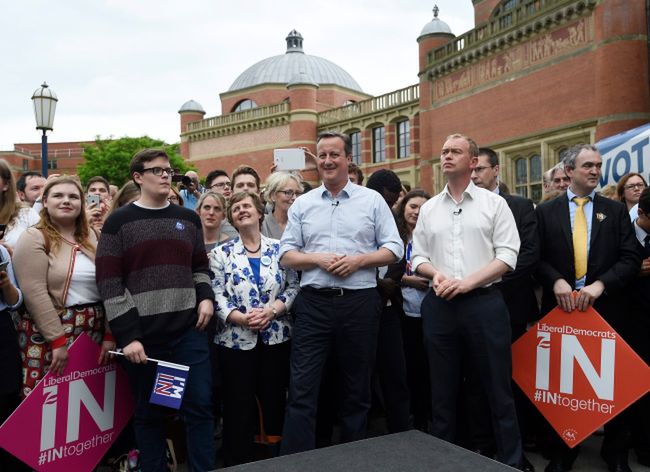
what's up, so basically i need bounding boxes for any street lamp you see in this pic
[31,82,58,177]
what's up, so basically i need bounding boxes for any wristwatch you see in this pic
[271,307,279,319]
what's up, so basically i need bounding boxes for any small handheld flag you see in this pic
[109,350,190,410]
[149,362,190,410]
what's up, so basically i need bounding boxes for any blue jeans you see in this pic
[124,329,214,472]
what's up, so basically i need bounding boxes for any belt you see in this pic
[454,286,496,300]
[302,286,361,297]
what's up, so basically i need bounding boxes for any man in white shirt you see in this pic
[412,133,524,469]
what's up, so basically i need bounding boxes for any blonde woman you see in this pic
[13,176,113,396]
[196,191,231,253]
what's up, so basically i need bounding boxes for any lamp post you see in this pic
[31,82,58,177]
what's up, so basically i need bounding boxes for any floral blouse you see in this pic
[209,235,299,350]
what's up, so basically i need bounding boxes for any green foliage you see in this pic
[77,136,192,187]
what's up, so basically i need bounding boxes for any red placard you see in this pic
[0,333,134,471]
[512,305,650,447]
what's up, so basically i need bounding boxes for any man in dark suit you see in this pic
[465,148,538,471]
[536,144,641,472]
[472,148,540,338]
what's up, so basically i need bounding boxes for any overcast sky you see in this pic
[0,1,474,150]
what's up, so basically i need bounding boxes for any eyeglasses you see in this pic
[210,181,231,190]
[141,167,175,176]
[473,166,494,173]
[168,196,179,203]
[277,190,302,198]
[624,183,646,190]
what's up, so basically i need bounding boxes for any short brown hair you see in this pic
[348,163,364,185]
[232,165,260,191]
[129,149,169,187]
[86,176,110,193]
[318,131,352,156]
[445,133,479,157]
[227,191,265,229]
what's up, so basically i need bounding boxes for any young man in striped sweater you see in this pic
[96,149,215,471]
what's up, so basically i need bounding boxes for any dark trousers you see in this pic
[401,314,431,431]
[124,329,214,472]
[464,320,541,454]
[280,288,381,455]
[421,288,523,467]
[375,304,410,433]
[218,340,290,466]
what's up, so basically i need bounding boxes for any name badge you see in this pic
[261,255,272,266]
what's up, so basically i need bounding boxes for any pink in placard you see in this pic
[0,333,134,471]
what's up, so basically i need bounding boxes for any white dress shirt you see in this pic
[411,181,519,285]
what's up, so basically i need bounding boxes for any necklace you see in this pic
[244,241,261,253]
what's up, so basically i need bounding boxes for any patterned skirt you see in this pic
[17,302,105,398]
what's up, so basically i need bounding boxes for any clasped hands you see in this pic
[316,253,362,278]
[228,306,274,332]
[432,272,472,300]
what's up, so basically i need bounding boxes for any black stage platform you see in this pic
[220,430,516,471]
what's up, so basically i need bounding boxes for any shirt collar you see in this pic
[319,180,354,200]
[443,180,477,203]
[635,220,649,244]
[567,187,596,202]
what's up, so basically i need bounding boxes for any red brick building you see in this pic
[180,0,650,200]
[0,141,90,178]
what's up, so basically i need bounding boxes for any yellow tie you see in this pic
[572,197,589,279]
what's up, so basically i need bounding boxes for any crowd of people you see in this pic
[0,131,648,472]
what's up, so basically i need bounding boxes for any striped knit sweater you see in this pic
[96,202,214,348]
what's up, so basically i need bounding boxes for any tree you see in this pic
[77,136,192,187]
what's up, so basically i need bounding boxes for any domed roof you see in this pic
[419,5,454,38]
[228,30,363,92]
[287,70,319,88]
[178,99,205,114]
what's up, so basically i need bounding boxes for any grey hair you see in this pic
[263,171,303,202]
[562,144,598,169]
[549,162,565,180]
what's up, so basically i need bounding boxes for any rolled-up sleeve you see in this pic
[374,198,404,261]
[279,201,304,260]
[492,199,520,270]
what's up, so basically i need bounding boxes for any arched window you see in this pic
[232,99,258,113]
[515,153,543,202]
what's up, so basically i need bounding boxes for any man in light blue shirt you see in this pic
[279,131,403,455]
